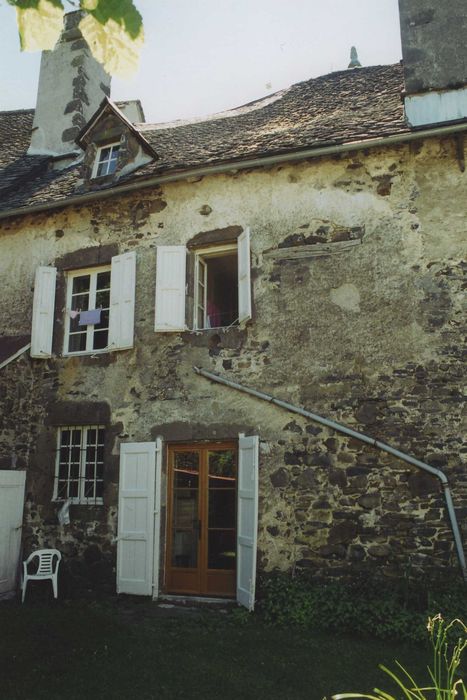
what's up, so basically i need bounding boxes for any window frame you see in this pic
[63,265,111,356]
[53,425,106,505]
[193,243,238,330]
[92,142,121,179]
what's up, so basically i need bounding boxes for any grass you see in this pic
[0,597,434,700]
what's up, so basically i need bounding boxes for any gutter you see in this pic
[1,121,467,221]
[0,343,31,371]
[193,366,467,582]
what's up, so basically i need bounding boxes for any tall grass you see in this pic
[331,615,467,700]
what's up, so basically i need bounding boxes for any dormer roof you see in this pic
[76,96,158,161]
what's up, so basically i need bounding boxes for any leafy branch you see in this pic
[5,0,144,77]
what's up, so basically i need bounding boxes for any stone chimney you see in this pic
[398,0,467,126]
[28,11,111,157]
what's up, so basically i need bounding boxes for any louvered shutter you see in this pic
[108,251,136,350]
[154,246,187,331]
[31,266,57,358]
[117,439,162,596]
[237,434,259,611]
[237,228,252,323]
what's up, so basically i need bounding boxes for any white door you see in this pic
[236,434,259,611]
[116,440,162,596]
[0,470,26,597]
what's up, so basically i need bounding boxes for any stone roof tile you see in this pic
[0,64,409,215]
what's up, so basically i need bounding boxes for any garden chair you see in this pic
[21,549,62,603]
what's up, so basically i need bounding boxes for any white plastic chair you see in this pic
[21,549,62,603]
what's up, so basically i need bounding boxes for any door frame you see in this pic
[164,440,237,598]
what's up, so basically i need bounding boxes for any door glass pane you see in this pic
[174,452,199,488]
[208,531,236,570]
[209,489,235,528]
[171,451,200,569]
[208,450,236,487]
[208,450,236,570]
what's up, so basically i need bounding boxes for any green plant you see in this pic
[330,615,467,700]
[257,572,467,643]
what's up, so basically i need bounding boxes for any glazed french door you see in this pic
[166,442,237,597]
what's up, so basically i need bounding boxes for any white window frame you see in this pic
[193,243,238,330]
[53,425,105,505]
[92,142,121,179]
[64,265,111,356]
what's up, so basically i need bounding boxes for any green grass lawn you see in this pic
[0,598,433,700]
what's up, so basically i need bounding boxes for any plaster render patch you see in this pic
[330,283,361,312]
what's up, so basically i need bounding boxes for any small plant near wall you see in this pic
[329,615,466,700]
[257,572,467,643]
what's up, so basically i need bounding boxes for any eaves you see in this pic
[1,121,467,222]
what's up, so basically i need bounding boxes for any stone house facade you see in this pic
[0,3,466,604]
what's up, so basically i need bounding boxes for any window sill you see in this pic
[53,499,104,506]
[62,348,110,358]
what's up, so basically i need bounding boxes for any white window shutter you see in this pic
[154,246,186,331]
[237,227,252,323]
[108,251,136,350]
[31,266,57,358]
[117,440,161,596]
[237,433,259,611]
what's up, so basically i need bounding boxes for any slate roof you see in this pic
[0,64,410,216]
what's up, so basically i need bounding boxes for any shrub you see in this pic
[256,572,467,643]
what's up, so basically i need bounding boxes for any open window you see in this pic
[195,245,238,329]
[154,228,251,332]
[92,142,120,179]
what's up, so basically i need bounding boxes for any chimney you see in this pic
[398,0,467,126]
[28,11,111,157]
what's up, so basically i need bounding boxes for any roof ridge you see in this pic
[136,62,402,132]
[0,107,34,116]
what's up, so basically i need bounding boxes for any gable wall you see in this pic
[1,135,465,591]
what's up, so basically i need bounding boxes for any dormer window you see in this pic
[93,143,120,178]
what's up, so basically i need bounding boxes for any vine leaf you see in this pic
[13,0,64,52]
[79,0,144,77]
[8,0,144,77]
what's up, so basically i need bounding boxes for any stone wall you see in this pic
[399,0,467,93]
[1,134,466,592]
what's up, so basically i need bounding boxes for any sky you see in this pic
[0,0,402,124]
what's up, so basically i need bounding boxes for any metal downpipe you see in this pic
[193,366,467,582]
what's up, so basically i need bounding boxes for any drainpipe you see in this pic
[193,366,467,582]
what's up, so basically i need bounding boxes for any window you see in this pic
[93,143,120,178]
[31,252,136,359]
[64,266,111,354]
[195,246,238,329]
[154,228,252,332]
[53,425,105,504]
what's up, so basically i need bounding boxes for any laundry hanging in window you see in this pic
[78,308,102,326]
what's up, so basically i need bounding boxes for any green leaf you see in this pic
[12,0,64,51]
[79,0,144,77]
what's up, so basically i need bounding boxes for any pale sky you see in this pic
[0,0,402,124]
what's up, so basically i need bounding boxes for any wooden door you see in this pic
[0,470,26,597]
[165,443,237,597]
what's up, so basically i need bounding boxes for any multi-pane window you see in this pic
[94,143,120,178]
[65,266,111,354]
[54,426,105,504]
[194,246,239,329]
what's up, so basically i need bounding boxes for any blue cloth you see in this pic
[79,309,102,326]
